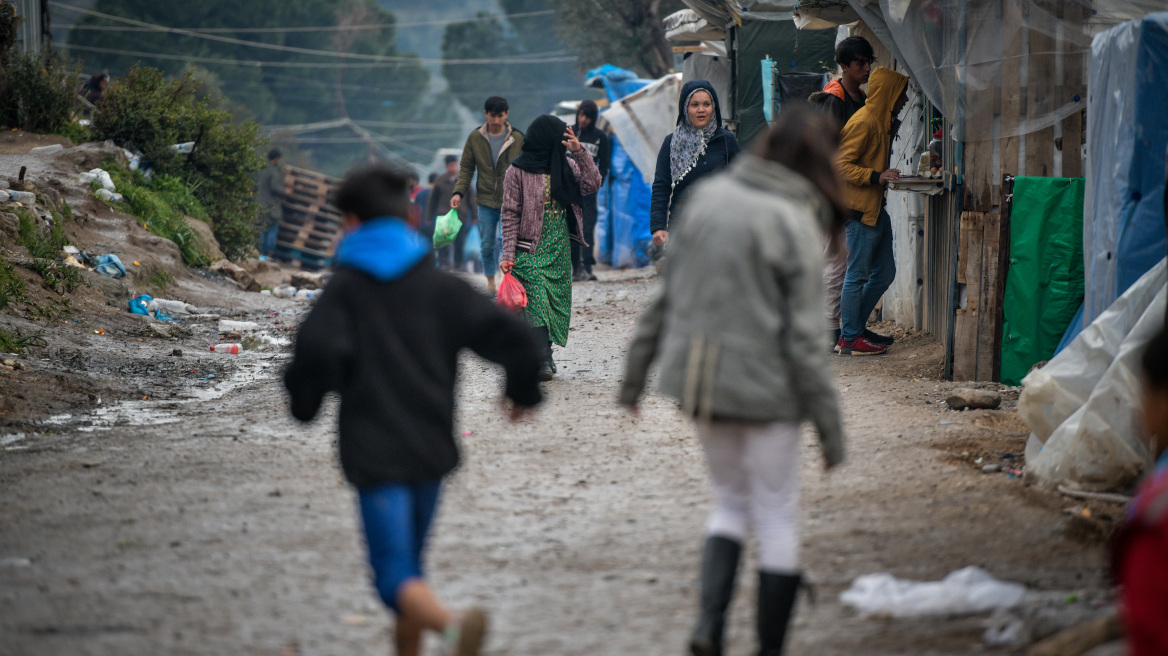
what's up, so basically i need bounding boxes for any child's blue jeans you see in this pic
[358,480,442,613]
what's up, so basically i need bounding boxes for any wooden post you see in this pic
[1060,1,1086,178]
[1001,0,1024,179]
[1025,1,1057,176]
[962,2,999,212]
[976,213,1005,380]
[953,211,986,381]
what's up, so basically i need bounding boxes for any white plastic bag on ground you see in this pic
[218,319,262,333]
[94,189,123,202]
[147,299,198,316]
[1019,258,1165,491]
[840,567,1027,618]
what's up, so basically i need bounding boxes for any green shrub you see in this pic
[0,257,27,311]
[54,120,91,145]
[89,66,266,260]
[0,50,79,133]
[149,268,173,292]
[103,166,211,268]
[27,258,82,294]
[16,208,67,260]
[0,327,46,355]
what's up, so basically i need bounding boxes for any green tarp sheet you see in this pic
[1000,176,1086,385]
[735,20,835,145]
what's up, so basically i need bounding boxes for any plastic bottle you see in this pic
[210,344,240,354]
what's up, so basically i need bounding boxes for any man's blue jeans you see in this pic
[478,205,503,277]
[840,209,896,341]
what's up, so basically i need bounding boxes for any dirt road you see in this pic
[0,269,1111,656]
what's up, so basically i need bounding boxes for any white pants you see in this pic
[697,420,801,573]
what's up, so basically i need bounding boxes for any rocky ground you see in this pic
[0,138,1122,655]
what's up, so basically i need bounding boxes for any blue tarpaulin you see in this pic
[587,65,655,269]
[1080,13,1168,331]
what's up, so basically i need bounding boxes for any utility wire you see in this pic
[51,2,575,65]
[63,43,575,68]
[63,9,556,32]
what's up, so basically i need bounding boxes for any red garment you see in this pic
[1112,459,1168,656]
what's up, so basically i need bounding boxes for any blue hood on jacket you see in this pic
[335,217,430,281]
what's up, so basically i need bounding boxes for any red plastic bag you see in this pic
[497,272,528,312]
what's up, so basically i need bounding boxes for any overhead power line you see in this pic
[63,43,576,68]
[63,9,556,33]
[51,2,574,65]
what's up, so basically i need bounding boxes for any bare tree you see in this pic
[552,0,687,78]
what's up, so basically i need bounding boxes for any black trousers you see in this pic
[571,192,599,269]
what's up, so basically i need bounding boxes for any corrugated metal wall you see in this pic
[13,0,46,54]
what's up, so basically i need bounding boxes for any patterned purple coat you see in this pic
[500,149,602,263]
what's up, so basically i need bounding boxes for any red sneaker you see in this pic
[837,335,887,355]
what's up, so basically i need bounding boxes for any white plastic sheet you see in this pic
[1019,258,1165,491]
[598,74,683,184]
[840,567,1027,618]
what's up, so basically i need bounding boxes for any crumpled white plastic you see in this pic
[840,566,1027,618]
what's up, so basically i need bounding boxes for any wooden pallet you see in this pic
[276,166,342,265]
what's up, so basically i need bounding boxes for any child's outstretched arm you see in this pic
[284,285,354,421]
[459,288,543,410]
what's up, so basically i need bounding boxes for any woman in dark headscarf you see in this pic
[649,80,741,252]
[499,114,602,381]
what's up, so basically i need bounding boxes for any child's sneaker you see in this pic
[443,608,488,656]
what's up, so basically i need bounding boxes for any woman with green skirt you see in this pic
[499,114,602,381]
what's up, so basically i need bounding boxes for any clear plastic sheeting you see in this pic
[1082,13,1168,326]
[1019,258,1165,492]
[845,0,1166,142]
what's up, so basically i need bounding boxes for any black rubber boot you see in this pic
[756,571,801,656]
[689,536,742,656]
[535,327,554,381]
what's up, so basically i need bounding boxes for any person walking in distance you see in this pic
[452,96,525,293]
[649,80,740,260]
[255,149,286,257]
[427,155,477,270]
[499,115,602,381]
[622,107,847,656]
[835,66,909,355]
[820,36,876,348]
[414,173,438,242]
[285,164,544,656]
[571,100,610,281]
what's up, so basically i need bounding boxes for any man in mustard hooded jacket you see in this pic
[835,66,909,355]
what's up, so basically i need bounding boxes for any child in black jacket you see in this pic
[284,164,543,656]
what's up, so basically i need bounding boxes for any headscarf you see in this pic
[669,80,723,187]
[511,114,584,223]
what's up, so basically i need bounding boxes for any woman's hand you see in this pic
[562,126,583,153]
[500,260,514,273]
[652,230,670,247]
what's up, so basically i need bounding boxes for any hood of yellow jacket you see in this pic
[865,67,909,129]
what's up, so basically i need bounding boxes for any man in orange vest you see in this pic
[821,36,876,349]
